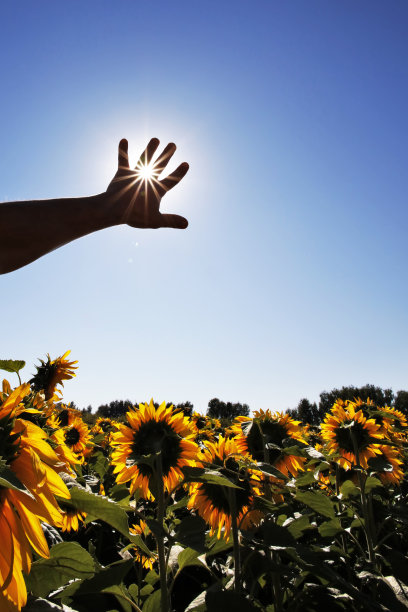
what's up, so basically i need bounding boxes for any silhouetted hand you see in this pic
[106,138,189,229]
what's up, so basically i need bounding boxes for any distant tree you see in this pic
[318,384,394,421]
[175,401,194,417]
[96,399,133,420]
[296,398,320,426]
[394,390,408,417]
[207,398,250,423]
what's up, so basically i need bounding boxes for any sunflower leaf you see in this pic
[0,359,26,374]
[59,487,131,539]
[295,490,335,519]
[181,466,243,489]
[368,456,394,473]
[55,558,133,599]
[25,542,95,598]
[177,547,207,571]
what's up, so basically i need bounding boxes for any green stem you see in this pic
[335,463,348,558]
[229,488,241,594]
[156,454,170,612]
[350,431,376,566]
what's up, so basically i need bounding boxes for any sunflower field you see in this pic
[1,354,408,612]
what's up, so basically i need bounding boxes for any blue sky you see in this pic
[1,1,407,413]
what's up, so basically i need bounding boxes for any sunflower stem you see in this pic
[350,430,376,566]
[335,463,349,559]
[229,488,241,594]
[155,454,170,612]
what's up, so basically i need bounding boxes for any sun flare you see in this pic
[136,163,156,182]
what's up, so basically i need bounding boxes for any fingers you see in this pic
[118,139,129,169]
[159,213,189,229]
[152,142,176,177]
[160,162,189,192]
[136,137,160,169]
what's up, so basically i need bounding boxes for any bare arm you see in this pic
[0,138,189,274]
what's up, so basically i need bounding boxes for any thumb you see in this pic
[160,213,188,229]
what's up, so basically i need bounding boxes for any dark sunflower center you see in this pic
[99,420,111,432]
[195,418,206,430]
[334,421,371,453]
[131,421,181,478]
[246,420,288,462]
[65,427,80,446]
[58,410,70,427]
[200,463,252,514]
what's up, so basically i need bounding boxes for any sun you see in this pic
[136,162,156,182]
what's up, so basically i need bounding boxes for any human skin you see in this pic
[0,137,189,274]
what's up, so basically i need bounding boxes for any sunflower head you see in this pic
[63,416,91,456]
[231,411,307,477]
[188,436,263,539]
[30,351,78,400]
[130,520,157,569]
[321,400,383,469]
[111,400,198,499]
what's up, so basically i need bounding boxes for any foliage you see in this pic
[1,354,408,612]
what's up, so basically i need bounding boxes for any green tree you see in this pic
[318,384,394,421]
[394,390,408,417]
[207,398,250,424]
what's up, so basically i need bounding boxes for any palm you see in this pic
[106,138,189,229]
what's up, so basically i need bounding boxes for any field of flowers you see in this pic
[1,353,408,612]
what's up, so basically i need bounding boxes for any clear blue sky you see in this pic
[1,1,407,413]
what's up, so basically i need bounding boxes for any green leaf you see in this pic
[285,515,312,540]
[318,518,343,538]
[206,535,233,556]
[25,542,95,598]
[0,359,25,374]
[368,456,394,473]
[174,515,207,552]
[364,476,382,492]
[61,487,131,538]
[339,480,359,499]
[255,462,289,480]
[295,471,317,487]
[142,589,161,612]
[295,490,335,518]
[0,458,32,493]
[56,558,133,598]
[181,466,243,489]
[177,547,206,571]
[260,520,296,548]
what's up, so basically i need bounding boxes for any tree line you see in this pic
[74,384,408,426]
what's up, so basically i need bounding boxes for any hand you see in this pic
[106,138,189,229]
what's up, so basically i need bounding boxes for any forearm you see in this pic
[0,193,122,274]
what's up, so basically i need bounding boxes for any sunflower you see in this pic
[59,505,87,532]
[231,410,307,478]
[371,444,404,485]
[63,416,92,457]
[111,400,198,499]
[30,351,78,400]
[130,520,157,569]
[321,400,383,469]
[0,381,70,611]
[187,436,263,540]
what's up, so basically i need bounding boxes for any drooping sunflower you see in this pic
[321,400,383,469]
[231,410,307,478]
[188,436,263,540]
[30,351,78,400]
[111,400,198,499]
[0,381,70,611]
[130,520,157,569]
